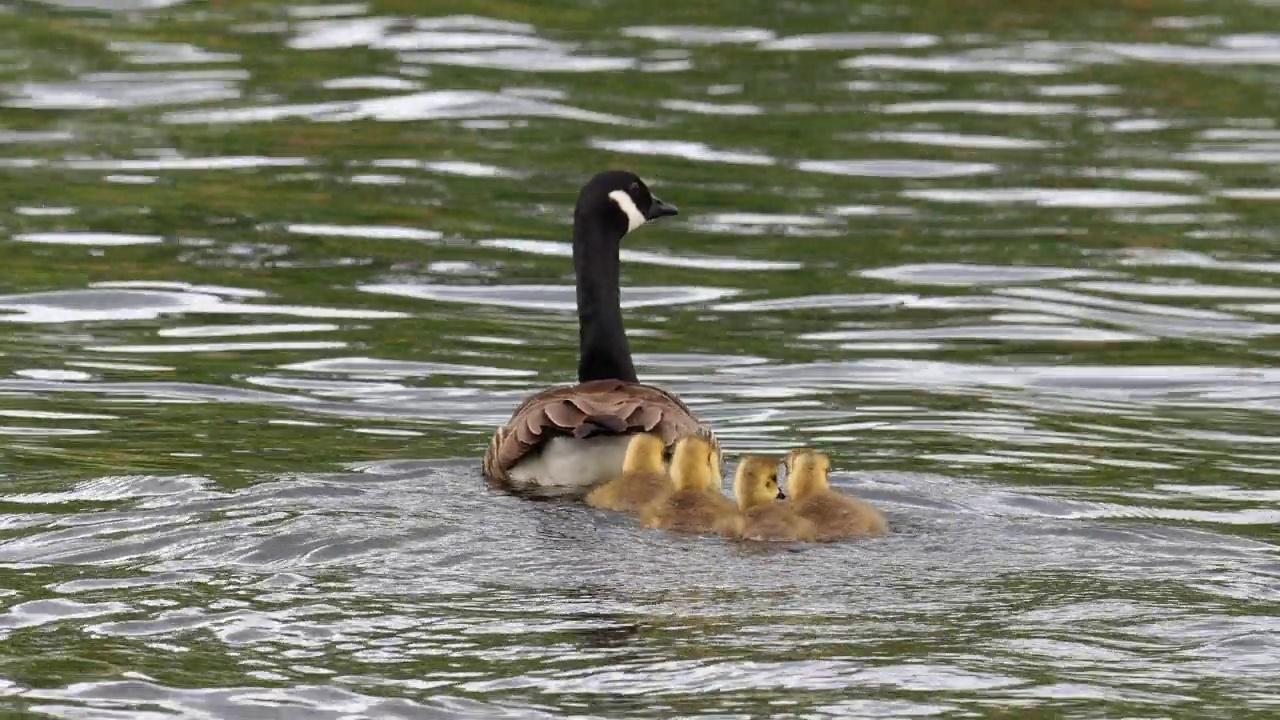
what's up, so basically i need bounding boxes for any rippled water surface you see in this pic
[3,0,1280,717]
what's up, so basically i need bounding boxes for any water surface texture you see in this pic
[2,1,1280,717]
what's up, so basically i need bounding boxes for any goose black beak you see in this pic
[646,195,678,220]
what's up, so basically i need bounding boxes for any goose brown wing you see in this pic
[482,379,714,481]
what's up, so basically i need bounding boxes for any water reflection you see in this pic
[2,0,1280,717]
[161,90,645,126]
[6,71,246,109]
[590,138,776,166]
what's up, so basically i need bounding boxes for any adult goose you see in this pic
[482,170,719,491]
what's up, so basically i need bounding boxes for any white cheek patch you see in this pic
[607,189,646,234]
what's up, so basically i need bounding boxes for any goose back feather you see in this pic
[482,379,717,485]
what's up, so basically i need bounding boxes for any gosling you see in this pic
[639,436,740,536]
[733,456,816,543]
[584,433,671,514]
[784,449,888,541]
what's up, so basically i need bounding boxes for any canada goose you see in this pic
[784,449,888,541]
[482,171,720,490]
[733,456,816,543]
[584,433,671,513]
[639,436,740,536]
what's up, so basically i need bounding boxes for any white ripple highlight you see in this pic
[869,131,1055,150]
[85,341,349,353]
[622,26,776,45]
[590,139,774,165]
[162,90,646,127]
[358,283,738,311]
[799,159,998,178]
[761,33,939,51]
[62,156,306,171]
[479,238,801,271]
[158,324,339,339]
[13,232,164,246]
[884,100,1078,116]
[863,264,1108,286]
[902,188,1204,208]
[284,224,443,241]
[843,55,1069,75]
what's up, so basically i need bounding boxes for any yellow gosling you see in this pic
[584,433,671,513]
[785,449,887,541]
[639,436,741,536]
[733,456,816,543]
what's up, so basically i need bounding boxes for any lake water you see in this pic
[2,0,1279,717]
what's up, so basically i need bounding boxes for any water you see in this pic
[2,0,1279,717]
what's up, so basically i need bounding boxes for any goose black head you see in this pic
[575,170,678,237]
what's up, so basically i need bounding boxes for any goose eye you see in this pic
[629,181,640,194]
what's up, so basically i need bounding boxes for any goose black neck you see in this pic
[574,212,637,383]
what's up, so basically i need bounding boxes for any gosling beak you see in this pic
[645,194,678,220]
[776,488,787,500]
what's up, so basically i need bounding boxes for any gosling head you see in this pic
[576,170,678,238]
[783,447,817,473]
[622,433,666,474]
[733,456,784,510]
[669,435,716,492]
[786,449,831,502]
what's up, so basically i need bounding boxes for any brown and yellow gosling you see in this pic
[784,449,887,541]
[639,436,740,536]
[733,456,816,543]
[584,433,671,513]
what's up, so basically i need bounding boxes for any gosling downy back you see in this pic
[786,449,832,502]
[786,449,887,540]
[584,433,672,514]
[639,436,739,535]
[622,432,666,474]
[671,436,726,494]
[783,447,817,476]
